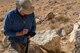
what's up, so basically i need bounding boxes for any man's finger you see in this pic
[28,36,32,38]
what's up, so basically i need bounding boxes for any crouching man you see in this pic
[3,0,36,53]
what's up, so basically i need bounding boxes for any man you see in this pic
[3,0,36,53]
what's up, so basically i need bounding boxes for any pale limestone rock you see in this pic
[30,30,61,53]
[69,23,79,43]
[61,29,66,36]
[36,18,40,23]
[73,30,80,53]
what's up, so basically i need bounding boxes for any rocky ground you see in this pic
[0,0,80,53]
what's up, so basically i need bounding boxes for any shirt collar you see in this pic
[15,8,27,18]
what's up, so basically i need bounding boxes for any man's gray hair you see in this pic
[16,0,32,9]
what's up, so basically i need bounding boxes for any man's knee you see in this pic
[11,43,22,53]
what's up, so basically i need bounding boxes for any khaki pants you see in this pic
[11,42,27,53]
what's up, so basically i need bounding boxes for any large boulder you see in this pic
[30,30,61,53]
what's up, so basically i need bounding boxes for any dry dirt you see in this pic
[0,0,80,53]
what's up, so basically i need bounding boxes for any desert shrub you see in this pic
[56,16,69,23]
[46,12,55,21]
[64,24,73,35]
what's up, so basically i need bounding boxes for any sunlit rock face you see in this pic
[69,23,79,43]
[30,30,61,53]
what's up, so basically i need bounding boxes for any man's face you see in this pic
[20,1,34,15]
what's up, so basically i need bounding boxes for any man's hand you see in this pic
[28,36,32,38]
[27,32,36,38]
[16,29,29,36]
[16,31,23,36]
[22,29,29,35]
